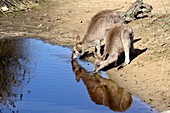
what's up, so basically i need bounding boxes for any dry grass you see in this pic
[0,0,45,14]
[128,12,170,62]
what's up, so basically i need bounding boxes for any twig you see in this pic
[160,55,165,77]
[0,10,8,16]
[161,2,168,14]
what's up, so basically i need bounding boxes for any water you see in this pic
[0,38,157,113]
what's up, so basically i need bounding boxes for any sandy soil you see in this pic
[0,0,170,112]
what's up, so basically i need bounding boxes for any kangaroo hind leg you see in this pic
[118,30,131,70]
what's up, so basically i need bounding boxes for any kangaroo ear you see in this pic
[76,35,81,43]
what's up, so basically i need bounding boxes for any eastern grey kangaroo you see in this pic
[72,10,124,59]
[93,23,134,73]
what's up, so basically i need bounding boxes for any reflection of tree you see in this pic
[71,59,132,112]
[0,38,30,113]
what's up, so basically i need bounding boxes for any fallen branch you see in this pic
[120,0,153,22]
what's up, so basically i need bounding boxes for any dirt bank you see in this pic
[0,0,170,112]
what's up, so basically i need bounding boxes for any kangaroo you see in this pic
[72,10,124,59]
[93,23,134,73]
[71,59,132,112]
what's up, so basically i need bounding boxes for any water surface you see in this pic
[0,38,157,113]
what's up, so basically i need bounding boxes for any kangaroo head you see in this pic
[72,35,83,59]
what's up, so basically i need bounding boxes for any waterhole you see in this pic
[0,38,157,113]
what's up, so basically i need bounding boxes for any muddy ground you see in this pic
[0,0,170,112]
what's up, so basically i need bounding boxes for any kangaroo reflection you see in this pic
[71,59,132,112]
